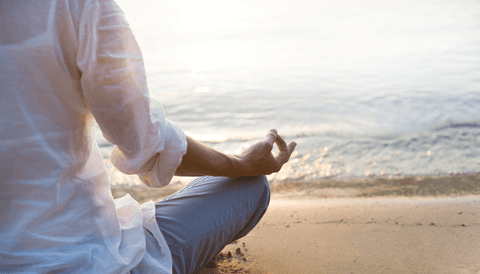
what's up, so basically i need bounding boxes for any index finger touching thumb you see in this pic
[265,129,278,145]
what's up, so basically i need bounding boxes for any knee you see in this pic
[245,175,270,209]
[241,174,269,189]
[229,175,270,210]
[257,175,270,196]
[257,175,270,208]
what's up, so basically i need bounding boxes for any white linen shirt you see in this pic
[0,0,187,273]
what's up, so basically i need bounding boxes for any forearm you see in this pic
[175,130,296,178]
[174,136,242,177]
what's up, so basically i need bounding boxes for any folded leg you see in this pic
[154,175,270,274]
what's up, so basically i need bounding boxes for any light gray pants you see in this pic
[154,175,270,274]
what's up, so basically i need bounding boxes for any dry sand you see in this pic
[215,196,480,274]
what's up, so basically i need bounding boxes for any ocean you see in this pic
[102,0,480,188]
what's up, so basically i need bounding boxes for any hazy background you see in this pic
[103,0,480,186]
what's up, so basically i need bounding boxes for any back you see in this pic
[0,0,146,272]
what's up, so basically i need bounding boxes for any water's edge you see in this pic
[111,173,480,204]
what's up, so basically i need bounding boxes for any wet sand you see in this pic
[111,174,480,273]
[112,173,480,204]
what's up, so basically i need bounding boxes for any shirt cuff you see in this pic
[137,120,187,188]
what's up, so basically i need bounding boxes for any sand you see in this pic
[214,196,480,274]
[112,173,480,204]
[111,174,480,274]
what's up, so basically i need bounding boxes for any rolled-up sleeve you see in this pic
[76,0,187,187]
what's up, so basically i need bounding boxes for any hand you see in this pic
[233,129,297,176]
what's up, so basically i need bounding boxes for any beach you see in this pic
[112,174,480,274]
[214,196,480,274]
[105,0,480,271]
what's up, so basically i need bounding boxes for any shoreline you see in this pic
[111,173,480,204]
[270,172,480,199]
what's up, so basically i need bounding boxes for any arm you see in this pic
[77,1,188,187]
[76,2,294,183]
[175,129,297,177]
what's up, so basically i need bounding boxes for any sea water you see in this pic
[102,0,480,186]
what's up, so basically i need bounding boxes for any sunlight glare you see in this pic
[182,43,243,72]
[172,0,246,32]
[195,86,210,93]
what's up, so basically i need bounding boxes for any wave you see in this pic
[96,117,480,151]
[433,120,480,131]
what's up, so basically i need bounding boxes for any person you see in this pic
[0,0,296,273]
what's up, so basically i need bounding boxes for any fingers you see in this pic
[274,135,297,166]
[264,129,277,146]
[287,141,297,154]
[265,129,297,167]
[274,134,288,152]
[275,135,296,154]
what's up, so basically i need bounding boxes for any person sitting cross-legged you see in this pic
[0,1,296,273]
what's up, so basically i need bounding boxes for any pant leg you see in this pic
[154,175,270,274]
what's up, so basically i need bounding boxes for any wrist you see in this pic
[225,154,246,177]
